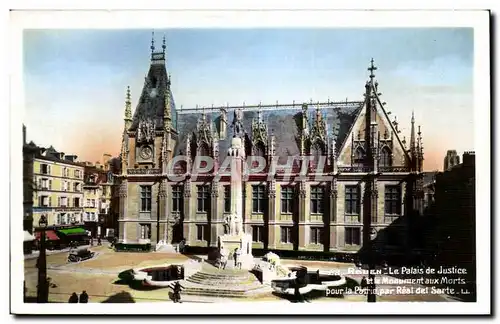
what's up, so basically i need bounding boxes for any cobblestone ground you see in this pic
[24,247,452,303]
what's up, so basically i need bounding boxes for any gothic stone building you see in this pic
[116,39,425,255]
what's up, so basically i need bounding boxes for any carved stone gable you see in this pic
[309,109,327,147]
[251,109,268,148]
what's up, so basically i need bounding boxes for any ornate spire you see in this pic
[368,58,377,83]
[150,31,155,54]
[252,101,268,148]
[150,30,166,64]
[310,102,327,146]
[124,86,132,122]
[410,110,416,154]
[161,129,168,169]
[197,106,212,146]
[164,83,171,122]
[316,101,321,120]
[121,85,130,173]
[418,125,424,162]
[269,130,276,156]
[202,105,207,121]
[257,101,262,122]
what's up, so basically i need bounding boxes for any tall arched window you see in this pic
[198,142,210,169]
[198,142,210,157]
[380,147,392,167]
[353,147,365,166]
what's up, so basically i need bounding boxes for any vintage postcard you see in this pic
[9,8,490,316]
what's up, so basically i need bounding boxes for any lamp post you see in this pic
[367,227,377,303]
[37,215,49,303]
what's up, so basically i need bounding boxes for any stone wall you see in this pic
[117,175,412,251]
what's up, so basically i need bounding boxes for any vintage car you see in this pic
[67,247,95,263]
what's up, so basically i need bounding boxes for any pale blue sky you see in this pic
[23,28,473,170]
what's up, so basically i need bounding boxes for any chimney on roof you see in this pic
[22,124,26,145]
[462,151,475,167]
[103,154,112,170]
[443,150,460,171]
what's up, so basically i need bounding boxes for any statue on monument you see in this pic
[224,214,243,236]
[233,213,243,235]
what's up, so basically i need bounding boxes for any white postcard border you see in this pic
[8,8,490,315]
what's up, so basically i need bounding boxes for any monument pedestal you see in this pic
[218,233,254,270]
[217,136,254,270]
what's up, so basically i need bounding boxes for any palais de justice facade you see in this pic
[116,37,425,254]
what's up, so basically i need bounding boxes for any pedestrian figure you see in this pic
[79,290,89,303]
[89,238,93,247]
[360,276,368,294]
[68,292,78,303]
[97,236,102,246]
[179,238,186,254]
[294,278,302,303]
[23,281,27,302]
[233,248,239,267]
[172,281,184,303]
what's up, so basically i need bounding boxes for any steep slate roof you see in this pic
[129,63,177,131]
[175,103,361,163]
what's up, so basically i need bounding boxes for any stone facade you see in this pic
[115,41,425,255]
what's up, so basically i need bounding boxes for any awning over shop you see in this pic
[23,231,35,242]
[57,227,87,236]
[35,230,60,241]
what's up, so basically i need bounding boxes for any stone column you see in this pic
[359,181,366,224]
[183,178,192,243]
[329,178,338,251]
[267,180,276,249]
[158,179,167,243]
[228,137,244,223]
[298,181,307,249]
[210,180,220,247]
[371,178,378,226]
[118,179,128,243]
[230,159,243,219]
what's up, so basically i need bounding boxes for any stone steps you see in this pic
[181,284,272,298]
[187,273,255,285]
[182,285,249,296]
[180,269,269,298]
[186,275,261,288]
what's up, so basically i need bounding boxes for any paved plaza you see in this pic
[24,246,452,303]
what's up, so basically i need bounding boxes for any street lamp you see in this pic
[367,227,377,303]
[37,215,49,303]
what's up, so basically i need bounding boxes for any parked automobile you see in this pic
[67,247,95,263]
